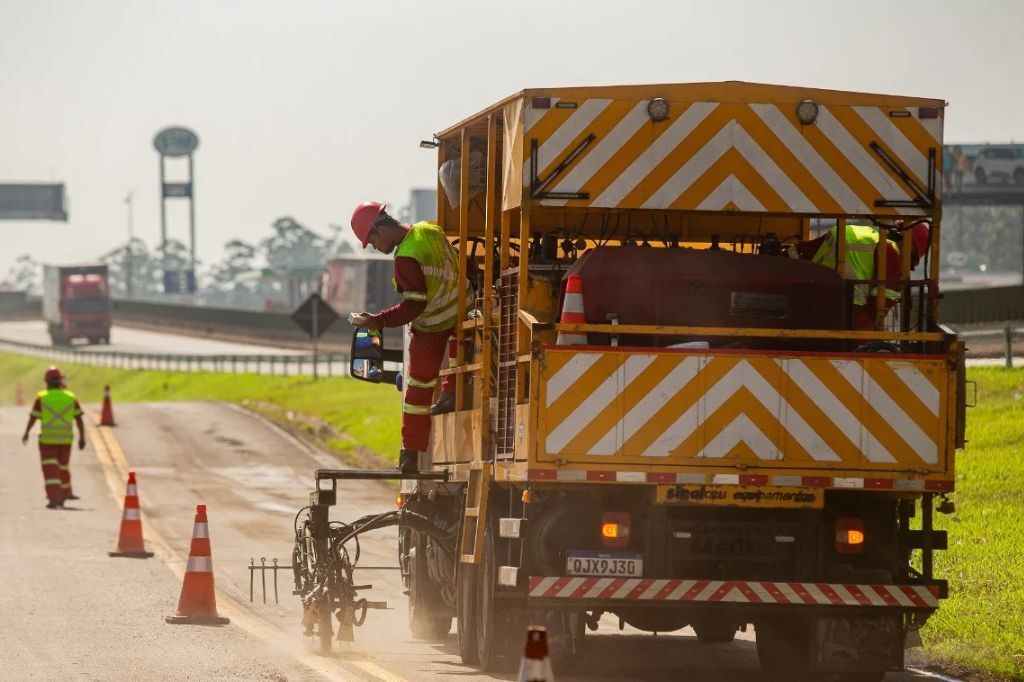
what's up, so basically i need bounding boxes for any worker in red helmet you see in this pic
[788,221,930,329]
[349,201,466,474]
[21,366,86,508]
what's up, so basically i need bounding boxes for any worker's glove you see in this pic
[78,436,86,451]
[348,312,378,329]
[21,433,29,446]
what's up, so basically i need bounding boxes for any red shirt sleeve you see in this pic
[373,256,427,327]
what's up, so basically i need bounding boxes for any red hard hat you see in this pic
[44,366,64,383]
[350,201,387,248]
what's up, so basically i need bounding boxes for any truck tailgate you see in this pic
[537,347,952,476]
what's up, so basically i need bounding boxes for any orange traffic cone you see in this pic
[556,274,587,346]
[100,385,115,426]
[15,381,25,406]
[109,471,154,558]
[517,625,555,682]
[165,504,230,625]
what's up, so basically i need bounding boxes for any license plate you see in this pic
[655,484,823,509]
[565,551,643,577]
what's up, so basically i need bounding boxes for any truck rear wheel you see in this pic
[475,517,518,670]
[457,562,479,664]
[407,535,453,641]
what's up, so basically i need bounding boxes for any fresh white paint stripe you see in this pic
[546,365,624,453]
[750,103,868,213]
[642,122,734,209]
[524,99,612,187]
[816,106,916,215]
[595,102,718,207]
[854,106,929,185]
[192,522,209,539]
[890,362,940,416]
[186,556,214,573]
[733,123,817,212]
[122,508,141,520]
[525,97,561,132]
[831,361,900,464]
[700,414,776,459]
[696,175,766,212]
[591,356,701,456]
[547,100,651,205]
[546,353,601,407]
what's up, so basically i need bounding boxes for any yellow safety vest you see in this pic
[801,225,900,306]
[33,388,80,445]
[394,221,463,333]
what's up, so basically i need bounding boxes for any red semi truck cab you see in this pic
[42,263,111,345]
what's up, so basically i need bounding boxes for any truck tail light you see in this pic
[835,517,865,554]
[601,512,631,548]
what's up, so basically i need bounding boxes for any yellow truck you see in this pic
[345,81,963,679]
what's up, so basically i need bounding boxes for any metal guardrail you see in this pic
[0,337,351,377]
[940,284,1024,325]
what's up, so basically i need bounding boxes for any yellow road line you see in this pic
[85,413,406,682]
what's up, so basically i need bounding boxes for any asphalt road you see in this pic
[0,403,959,681]
[0,319,304,356]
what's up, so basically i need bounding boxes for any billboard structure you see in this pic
[941,143,1024,289]
[0,184,68,221]
[153,126,199,294]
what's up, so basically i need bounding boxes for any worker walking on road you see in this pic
[348,201,465,474]
[21,366,86,508]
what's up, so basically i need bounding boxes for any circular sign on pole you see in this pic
[153,126,199,157]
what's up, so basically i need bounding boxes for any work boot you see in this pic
[67,494,80,501]
[430,391,456,415]
[398,449,419,474]
[46,501,62,509]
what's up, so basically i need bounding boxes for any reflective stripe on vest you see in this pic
[811,225,899,305]
[394,222,462,333]
[36,389,77,445]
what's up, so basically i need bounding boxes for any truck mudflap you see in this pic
[527,577,940,609]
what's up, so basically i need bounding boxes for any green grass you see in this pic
[2,351,1021,677]
[0,351,402,462]
[923,367,1024,680]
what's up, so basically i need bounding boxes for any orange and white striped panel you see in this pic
[522,99,942,216]
[540,350,948,469]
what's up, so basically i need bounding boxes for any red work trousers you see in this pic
[403,328,457,452]
[39,443,71,505]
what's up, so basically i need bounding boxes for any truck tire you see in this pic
[407,535,453,641]
[549,610,586,671]
[457,562,479,664]
[757,618,811,678]
[475,516,518,671]
[693,618,738,643]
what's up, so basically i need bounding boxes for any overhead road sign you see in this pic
[0,184,68,221]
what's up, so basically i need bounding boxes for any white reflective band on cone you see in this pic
[192,523,209,539]
[185,556,214,573]
[122,508,141,521]
[126,484,138,496]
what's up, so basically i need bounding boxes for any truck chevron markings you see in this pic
[541,351,946,467]
[527,577,940,608]
[521,99,941,214]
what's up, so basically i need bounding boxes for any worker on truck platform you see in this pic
[348,201,463,474]
[21,366,85,509]
[789,220,930,329]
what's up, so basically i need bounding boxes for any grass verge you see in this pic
[0,350,402,463]
[922,366,1024,680]
[2,351,1021,677]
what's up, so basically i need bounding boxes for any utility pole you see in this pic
[124,190,135,297]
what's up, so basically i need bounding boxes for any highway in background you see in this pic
[0,402,954,681]
[0,319,305,356]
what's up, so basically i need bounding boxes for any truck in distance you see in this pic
[42,263,111,345]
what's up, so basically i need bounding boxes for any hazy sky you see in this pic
[2,0,1022,275]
